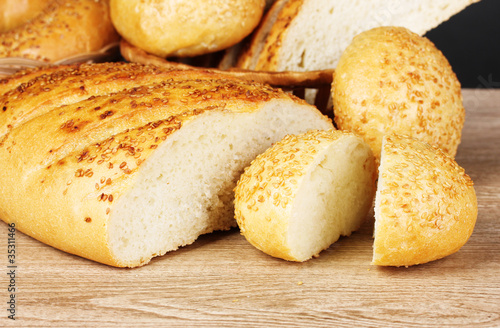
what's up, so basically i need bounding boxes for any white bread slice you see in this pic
[0,63,333,267]
[236,0,479,71]
[234,129,377,261]
[373,134,477,267]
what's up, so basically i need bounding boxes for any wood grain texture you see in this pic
[1,89,499,327]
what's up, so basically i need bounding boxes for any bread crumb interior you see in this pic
[108,101,330,265]
[289,137,375,261]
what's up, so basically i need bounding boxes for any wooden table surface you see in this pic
[1,89,499,328]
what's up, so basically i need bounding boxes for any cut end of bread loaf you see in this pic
[372,134,477,267]
[109,102,332,266]
[235,129,377,262]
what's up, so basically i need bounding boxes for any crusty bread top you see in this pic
[0,0,119,62]
[332,26,464,160]
[373,134,477,267]
[0,62,182,138]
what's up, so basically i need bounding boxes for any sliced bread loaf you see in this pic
[0,63,333,267]
[236,0,479,71]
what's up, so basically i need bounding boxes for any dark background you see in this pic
[425,0,499,88]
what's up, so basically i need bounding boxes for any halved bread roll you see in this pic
[332,26,464,160]
[373,134,477,267]
[0,63,333,267]
[234,129,377,261]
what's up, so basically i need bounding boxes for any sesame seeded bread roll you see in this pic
[0,0,119,62]
[373,134,477,267]
[332,26,464,160]
[0,63,332,267]
[234,130,377,262]
[236,0,478,71]
[110,0,266,58]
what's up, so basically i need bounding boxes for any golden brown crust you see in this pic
[0,0,120,62]
[332,26,464,160]
[0,65,61,96]
[0,62,188,138]
[0,62,323,267]
[235,0,291,70]
[372,134,477,267]
[237,0,304,71]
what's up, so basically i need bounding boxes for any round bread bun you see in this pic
[0,0,120,62]
[372,134,477,267]
[0,0,51,33]
[110,0,266,58]
[332,26,464,160]
[234,129,377,262]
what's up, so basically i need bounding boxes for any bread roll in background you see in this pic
[110,0,266,58]
[235,130,377,262]
[373,134,477,267]
[0,62,332,267]
[332,26,464,160]
[0,0,120,62]
[0,0,51,32]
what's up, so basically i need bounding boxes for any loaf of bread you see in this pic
[235,129,377,261]
[236,0,479,71]
[332,26,464,160]
[0,0,119,62]
[110,0,265,58]
[0,62,333,267]
[373,134,477,267]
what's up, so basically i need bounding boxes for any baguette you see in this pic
[0,63,333,267]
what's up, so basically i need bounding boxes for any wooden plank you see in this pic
[1,89,499,327]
